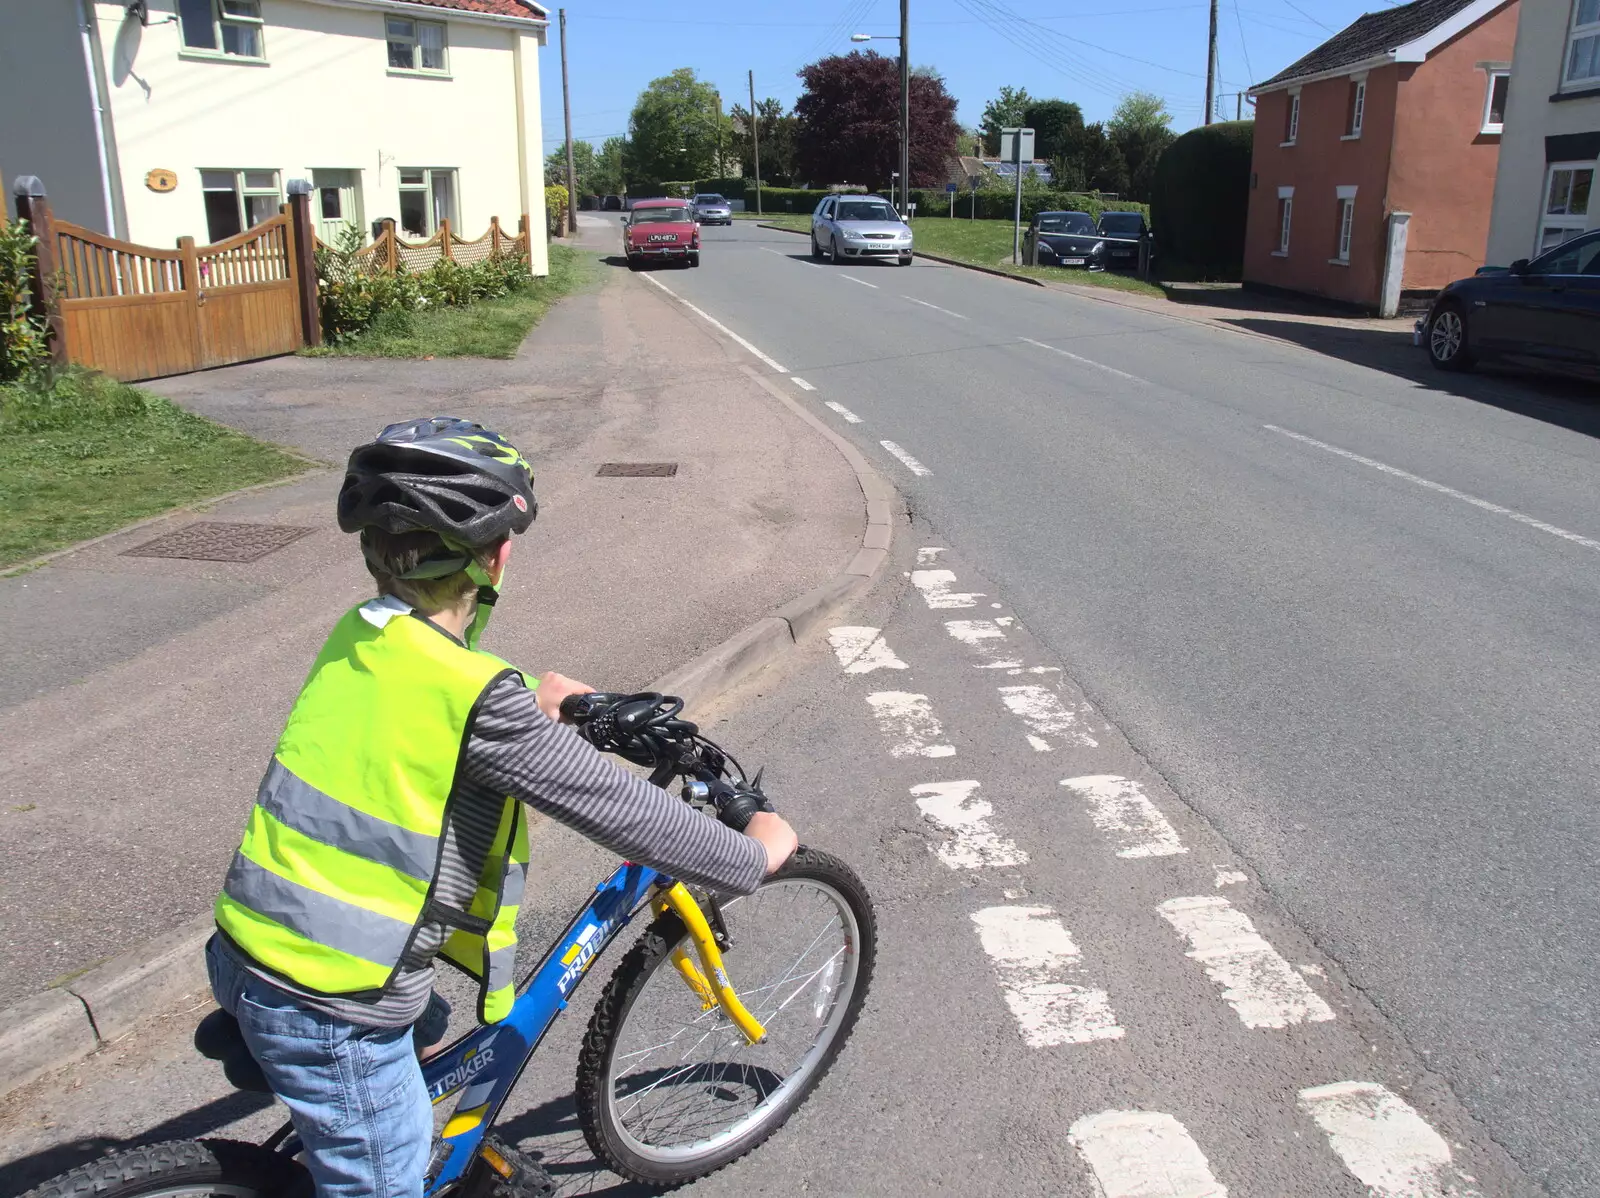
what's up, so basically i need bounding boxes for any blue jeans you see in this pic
[206,936,434,1198]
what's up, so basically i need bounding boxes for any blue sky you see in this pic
[538,0,1401,152]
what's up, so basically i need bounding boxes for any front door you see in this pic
[312,169,363,245]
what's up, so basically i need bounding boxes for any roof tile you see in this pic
[388,0,547,22]
[1252,0,1480,90]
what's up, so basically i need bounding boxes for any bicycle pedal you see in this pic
[476,1134,555,1198]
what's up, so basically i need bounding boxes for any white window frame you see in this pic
[1343,73,1367,140]
[1274,185,1293,256]
[1564,0,1600,89]
[386,16,449,75]
[1331,185,1357,264]
[1282,89,1301,146]
[398,168,458,236]
[1479,68,1510,134]
[1536,161,1595,256]
[178,0,266,61]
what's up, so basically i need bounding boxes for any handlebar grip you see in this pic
[712,783,775,833]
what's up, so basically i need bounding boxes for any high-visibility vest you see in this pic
[215,596,530,1023]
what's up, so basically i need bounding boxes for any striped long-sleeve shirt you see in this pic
[218,674,767,1028]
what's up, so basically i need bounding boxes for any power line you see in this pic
[1231,0,1254,81]
[1280,0,1333,31]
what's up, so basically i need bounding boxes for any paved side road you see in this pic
[0,537,1539,1197]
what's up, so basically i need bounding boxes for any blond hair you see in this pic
[361,527,503,615]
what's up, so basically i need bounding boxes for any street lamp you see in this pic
[850,5,910,219]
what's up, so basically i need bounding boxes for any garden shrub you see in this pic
[1,217,48,384]
[1149,121,1254,278]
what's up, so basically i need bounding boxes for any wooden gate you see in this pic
[17,190,318,382]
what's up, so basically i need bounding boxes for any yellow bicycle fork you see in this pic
[657,882,767,1045]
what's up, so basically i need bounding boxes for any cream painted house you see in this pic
[1486,0,1600,263]
[0,0,550,275]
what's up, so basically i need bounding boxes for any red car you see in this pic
[623,198,700,269]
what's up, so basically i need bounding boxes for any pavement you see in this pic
[6,215,1599,1196]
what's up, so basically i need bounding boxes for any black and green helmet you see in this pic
[337,416,537,548]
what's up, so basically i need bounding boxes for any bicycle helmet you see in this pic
[337,416,537,553]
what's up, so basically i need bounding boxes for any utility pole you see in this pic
[1236,92,1243,120]
[714,91,723,179]
[900,0,910,217]
[749,69,762,216]
[1204,0,1218,125]
[559,8,577,233]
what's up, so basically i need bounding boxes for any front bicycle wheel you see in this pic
[574,847,875,1187]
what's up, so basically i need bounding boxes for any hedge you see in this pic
[1149,120,1253,278]
[743,185,867,214]
[907,189,1149,224]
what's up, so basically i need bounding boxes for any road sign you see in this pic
[946,183,958,193]
[999,127,1035,165]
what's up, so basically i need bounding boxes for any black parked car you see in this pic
[1096,211,1147,270]
[1420,229,1600,380]
[601,194,623,211]
[1023,211,1105,269]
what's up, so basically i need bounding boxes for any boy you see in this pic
[207,417,797,1198]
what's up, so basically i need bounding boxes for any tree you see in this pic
[794,51,960,189]
[1107,90,1174,139]
[545,140,597,195]
[980,85,1034,155]
[1022,99,1084,163]
[1150,120,1253,276]
[1051,123,1128,195]
[1107,91,1176,202]
[731,98,798,184]
[593,137,626,195]
[626,68,731,186]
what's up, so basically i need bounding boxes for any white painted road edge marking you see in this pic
[911,782,1028,869]
[999,685,1100,750]
[790,377,816,391]
[839,273,880,289]
[1300,1081,1479,1198]
[638,274,789,372]
[1069,1110,1229,1198]
[1061,775,1187,858]
[911,569,985,608]
[827,626,908,674]
[970,906,1124,1046]
[916,546,946,564]
[901,295,968,319]
[1019,336,1146,383]
[880,440,932,477]
[865,691,956,758]
[823,401,863,424]
[1159,895,1336,1029]
[1264,424,1600,554]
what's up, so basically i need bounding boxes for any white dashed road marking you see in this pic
[970,906,1124,1046]
[1265,423,1600,555]
[824,401,863,423]
[790,377,815,391]
[1214,869,1248,887]
[1159,896,1335,1029]
[1300,1082,1478,1198]
[828,626,908,674]
[865,692,956,758]
[638,274,788,372]
[998,685,1099,750]
[943,618,1020,668]
[1061,774,1187,858]
[1019,336,1146,383]
[916,546,945,565]
[901,295,968,319]
[880,440,932,477]
[911,569,985,609]
[840,273,879,289]
[759,244,819,269]
[1069,1110,1229,1198]
[911,781,1028,870]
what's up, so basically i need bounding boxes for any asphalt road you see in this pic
[629,217,1600,1195]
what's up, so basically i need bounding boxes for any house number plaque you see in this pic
[146,169,178,193]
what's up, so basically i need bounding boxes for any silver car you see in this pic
[811,194,913,266]
[692,193,733,225]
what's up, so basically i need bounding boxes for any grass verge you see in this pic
[304,244,603,360]
[0,369,305,569]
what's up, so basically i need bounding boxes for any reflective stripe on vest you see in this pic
[215,599,531,1021]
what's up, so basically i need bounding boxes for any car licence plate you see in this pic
[1062,257,1085,266]
[648,234,677,242]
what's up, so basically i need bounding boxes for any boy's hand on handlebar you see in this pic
[537,672,595,723]
[745,811,798,875]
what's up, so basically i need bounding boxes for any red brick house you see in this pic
[1244,0,1519,315]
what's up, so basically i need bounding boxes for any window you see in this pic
[320,187,342,221]
[1565,0,1600,87]
[1283,91,1300,144]
[387,17,448,72]
[1275,186,1293,255]
[1345,76,1367,138]
[200,169,279,242]
[1481,70,1510,133]
[1333,187,1357,263]
[1538,162,1594,254]
[178,0,264,58]
[1530,229,1600,275]
[398,168,456,236]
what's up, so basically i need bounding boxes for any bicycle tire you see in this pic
[21,1139,309,1198]
[574,847,876,1188]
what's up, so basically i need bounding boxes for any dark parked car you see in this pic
[1022,211,1104,269]
[1418,229,1600,380]
[601,195,623,211]
[1096,211,1147,270]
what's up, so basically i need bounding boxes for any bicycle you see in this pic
[26,691,876,1197]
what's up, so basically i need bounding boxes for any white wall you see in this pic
[0,0,112,232]
[1486,0,1600,264]
[94,0,547,272]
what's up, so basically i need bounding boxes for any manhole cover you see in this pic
[123,522,315,563]
[596,462,678,477]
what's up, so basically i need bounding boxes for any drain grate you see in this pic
[123,522,316,563]
[596,462,678,478]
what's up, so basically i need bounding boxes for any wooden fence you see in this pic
[318,216,530,276]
